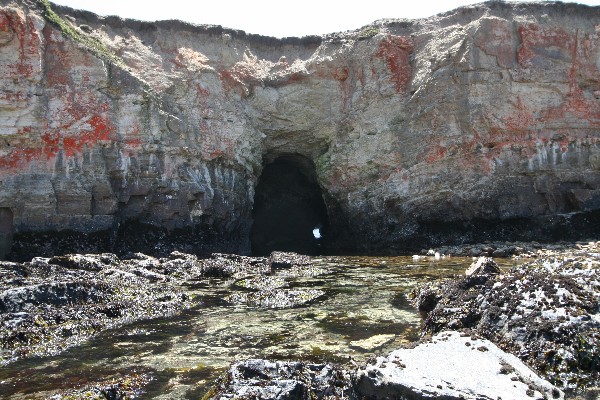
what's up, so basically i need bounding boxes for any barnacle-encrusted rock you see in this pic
[412,242,600,389]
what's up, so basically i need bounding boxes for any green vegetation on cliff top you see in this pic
[38,0,123,66]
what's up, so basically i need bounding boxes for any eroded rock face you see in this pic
[0,1,600,257]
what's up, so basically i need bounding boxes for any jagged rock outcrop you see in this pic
[411,242,600,388]
[1,0,600,258]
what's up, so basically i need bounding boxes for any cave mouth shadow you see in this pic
[250,154,329,256]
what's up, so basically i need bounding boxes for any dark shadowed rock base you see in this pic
[6,221,247,262]
[5,210,600,261]
[353,210,600,255]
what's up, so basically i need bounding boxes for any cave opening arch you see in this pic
[250,154,330,256]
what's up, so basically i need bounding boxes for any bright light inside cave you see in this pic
[312,227,322,239]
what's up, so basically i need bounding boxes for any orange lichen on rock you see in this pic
[374,35,414,93]
[0,9,42,79]
[517,23,575,68]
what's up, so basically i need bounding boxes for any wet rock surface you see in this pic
[0,250,326,368]
[0,250,276,364]
[0,253,191,364]
[269,251,313,269]
[225,254,328,309]
[226,289,326,309]
[199,253,271,278]
[355,330,563,400]
[208,359,353,400]
[49,372,153,400]
[412,241,600,390]
[1,246,599,399]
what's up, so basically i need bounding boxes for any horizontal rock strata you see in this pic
[0,1,599,256]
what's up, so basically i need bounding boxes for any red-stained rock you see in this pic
[1,1,600,257]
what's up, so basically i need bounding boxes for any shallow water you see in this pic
[0,255,518,399]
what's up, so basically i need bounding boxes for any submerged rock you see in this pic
[355,331,563,400]
[226,289,326,309]
[349,334,396,351]
[207,359,352,400]
[269,252,313,269]
[231,276,288,291]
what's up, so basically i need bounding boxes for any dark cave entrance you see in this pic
[250,154,330,256]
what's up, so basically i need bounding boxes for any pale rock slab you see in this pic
[355,331,563,400]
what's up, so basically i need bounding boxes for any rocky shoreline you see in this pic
[0,250,333,368]
[413,251,600,391]
[1,242,599,398]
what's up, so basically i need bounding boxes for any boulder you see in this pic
[415,242,600,388]
[465,257,500,276]
[208,359,352,400]
[355,331,563,400]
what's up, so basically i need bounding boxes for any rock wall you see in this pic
[1,0,600,258]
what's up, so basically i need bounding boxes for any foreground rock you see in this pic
[49,372,153,400]
[207,359,353,400]
[0,253,188,364]
[208,332,562,400]
[356,331,563,400]
[412,241,600,389]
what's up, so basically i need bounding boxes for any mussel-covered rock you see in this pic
[0,253,191,364]
[201,253,270,278]
[206,359,352,400]
[269,252,312,269]
[411,242,600,389]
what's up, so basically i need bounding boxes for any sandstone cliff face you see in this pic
[0,0,599,258]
